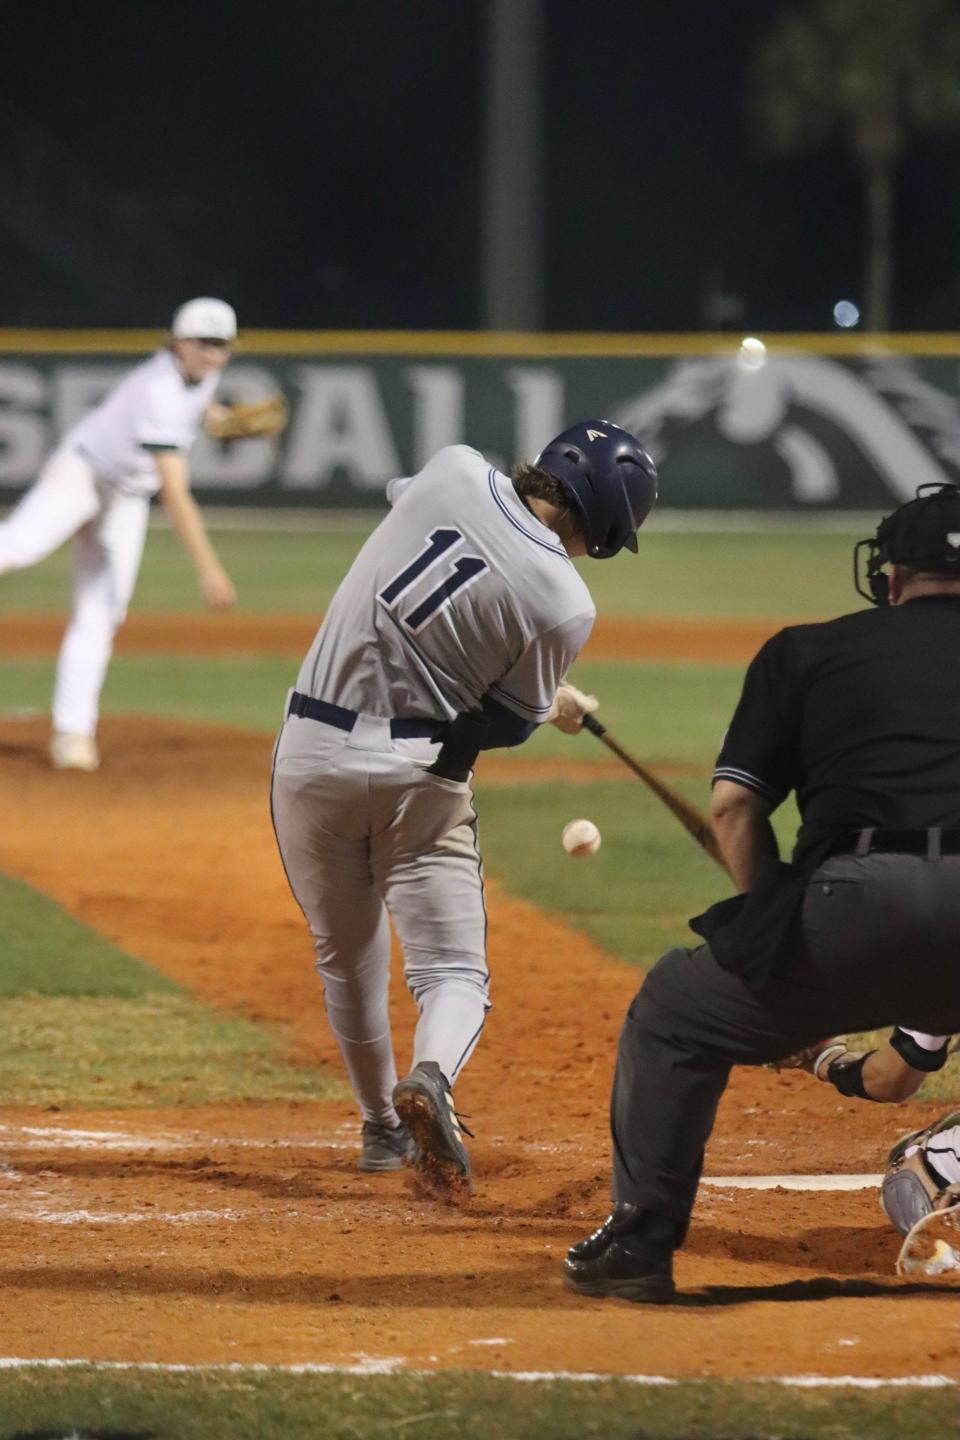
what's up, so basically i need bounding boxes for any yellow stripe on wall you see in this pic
[2,329,960,357]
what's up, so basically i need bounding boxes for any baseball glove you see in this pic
[205,393,288,441]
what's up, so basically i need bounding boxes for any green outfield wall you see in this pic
[2,330,960,509]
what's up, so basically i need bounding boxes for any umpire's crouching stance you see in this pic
[566,482,960,1303]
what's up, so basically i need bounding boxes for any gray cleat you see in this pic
[392,1061,472,1183]
[358,1120,415,1173]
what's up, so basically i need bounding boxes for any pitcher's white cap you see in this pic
[171,297,237,341]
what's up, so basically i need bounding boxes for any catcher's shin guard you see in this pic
[882,1110,960,1235]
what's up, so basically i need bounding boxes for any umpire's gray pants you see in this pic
[610,852,960,1238]
[271,710,489,1126]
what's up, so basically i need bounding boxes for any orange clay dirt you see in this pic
[0,613,956,1382]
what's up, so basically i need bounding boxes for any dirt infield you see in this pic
[0,707,956,1381]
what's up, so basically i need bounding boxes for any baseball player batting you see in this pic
[0,297,238,770]
[270,422,658,1187]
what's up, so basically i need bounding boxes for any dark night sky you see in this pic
[3,0,960,331]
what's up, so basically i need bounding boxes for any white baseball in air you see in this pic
[737,335,767,371]
[562,818,602,857]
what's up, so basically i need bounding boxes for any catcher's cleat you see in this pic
[50,732,100,772]
[392,1062,472,1184]
[357,1120,415,1174]
[563,1203,677,1303]
[896,1197,960,1281]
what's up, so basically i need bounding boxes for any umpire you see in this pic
[565,482,960,1303]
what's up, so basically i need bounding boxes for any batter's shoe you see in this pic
[50,732,100,772]
[392,1062,472,1184]
[564,1202,677,1303]
[357,1120,416,1173]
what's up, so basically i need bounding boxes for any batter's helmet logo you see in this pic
[586,428,607,441]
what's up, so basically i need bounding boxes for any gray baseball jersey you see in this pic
[296,445,596,727]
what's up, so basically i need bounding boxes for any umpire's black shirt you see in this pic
[714,595,960,865]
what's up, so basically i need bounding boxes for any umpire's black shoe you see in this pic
[564,1203,677,1303]
[392,1061,472,1182]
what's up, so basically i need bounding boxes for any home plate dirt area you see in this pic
[0,698,956,1383]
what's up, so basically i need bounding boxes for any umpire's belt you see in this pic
[834,826,960,859]
[287,691,448,740]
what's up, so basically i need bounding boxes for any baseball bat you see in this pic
[581,713,728,871]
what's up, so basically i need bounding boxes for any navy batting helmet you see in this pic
[535,419,658,559]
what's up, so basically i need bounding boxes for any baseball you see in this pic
[562,817,601,857]
[737,335,767,371]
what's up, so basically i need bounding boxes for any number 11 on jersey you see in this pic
[378,527,489,635]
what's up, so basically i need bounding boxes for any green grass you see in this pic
[0,871,176,997]
[0,522,868,617]
[0,655,298,731]
[0,993,342,1107]
[0,656,747,759]
[0,873,341,1107]
[0,1369,953,1440]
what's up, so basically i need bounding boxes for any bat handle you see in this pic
[581,712,607,738]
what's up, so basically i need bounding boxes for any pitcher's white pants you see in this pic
[0,448,149,737]
[270,709,490,1127]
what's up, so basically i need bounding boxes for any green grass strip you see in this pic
[0,993,342,1107]
[0,871,342,1107]
[0,1369,953,1440]
[0,524,867,617]
[0,871,176,997]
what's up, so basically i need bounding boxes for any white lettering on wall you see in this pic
[507,368,564,459]
[406,366,464,470]
[0,365,48,484]
[282,365,400,489]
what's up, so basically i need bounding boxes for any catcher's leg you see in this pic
[882,1112,960,1235]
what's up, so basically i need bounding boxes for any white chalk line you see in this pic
[0,1357,952,1388]
[0,1207,242,1225]
[0,1126,885,1190]
[700,1175,883,1192]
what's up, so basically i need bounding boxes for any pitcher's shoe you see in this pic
[392,1062,471,1183]
[564,1202,677,1303]
[50,732,100,772]
[358,1120,415,1173]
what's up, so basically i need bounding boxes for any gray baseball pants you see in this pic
[270,707,489,1127]
[610,850,960,1238]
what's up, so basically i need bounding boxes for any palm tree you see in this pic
[753,0,960,330]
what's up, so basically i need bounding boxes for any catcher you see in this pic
[787,1030,960,1280]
